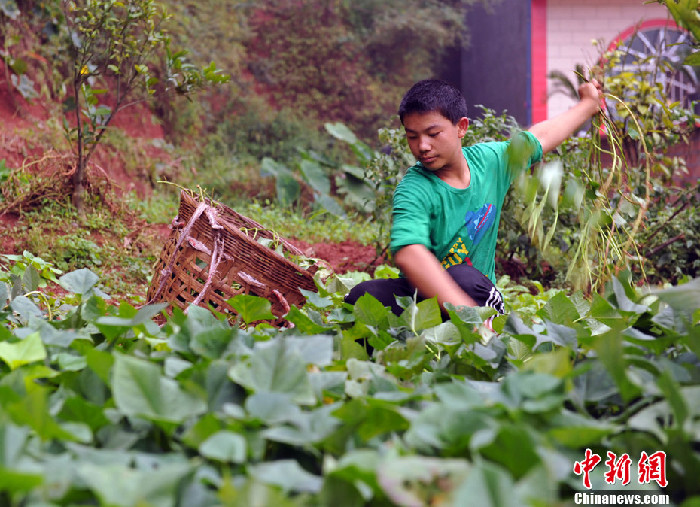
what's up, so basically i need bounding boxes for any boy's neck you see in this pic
[436,152,471,189]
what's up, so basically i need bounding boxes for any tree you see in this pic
[61,0,228,213]
[245,0,481,138]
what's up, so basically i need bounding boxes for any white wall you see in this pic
[546,0,670,117]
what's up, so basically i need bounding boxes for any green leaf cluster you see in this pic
[0,260,698,505]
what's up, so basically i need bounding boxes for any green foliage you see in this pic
[656,0,700,58]
[0,263,698,504]
[259,122,376,218]
[244,0,477,138]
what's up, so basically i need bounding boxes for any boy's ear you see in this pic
[457,117,469,138]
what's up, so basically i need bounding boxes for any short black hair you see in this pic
[398,79,468,125]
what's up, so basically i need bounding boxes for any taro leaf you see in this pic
[325,122,358,144]
[276,172,301,207]
[27,318,78,347]
[86,348,114,385]
[261,403,340,446]
[353,293,391,329]
[611,276,649,314]
[181,413,222,449]
[648,277,700,319]
[59,268,99,294]
[521,348,573,378]
[546,411,616,447]
[503,313,570,351]
[539,291,580,326]
[22,265,40,293]
[332,398,409,442]
[501,372,564,413]
[434,379,484,408]
[285,306,328,334]
[0,282,7,309]
[542,320,577,348]
[6,385,79,441]
[96,303,166,339]
[299,159,330,195]
[199,430,246,463]
[202,359,245,412]
[0,467,43,493]
[447,303,492,325]
[337,168,375,212]
[340,329,369,360]
[55,352,87,371]
[9,296,43,322]
[328,449,381,493]
[377,456,471,507]
[423,321,462,347]
[513,464,561,507]
[404,297,442,333]
[478,424,541,479]
[656,369,689,428]
[568,360,618,408]
[627,399,672,440]
[594,331,640,401]
[0,422,44,492]
[77,462,191,507]
[164,356,192,378]
[301,289,334,309]
[228,294,275,324]
[245,391,302,425]
[282,335,333,366]
[589,293,626,330]
[319,476,366,507]
[248,459,323,493]
[190,328,235,359]
[261,156,291,179]
[314,193,346,217]
[58,397,110,432]
[367,328,394,352]
[112,354,206,424]
[309,370,347,401]
[0,332,46,370]
[228,338,316,405]
[0,421,30,467]
[451,460,521,507]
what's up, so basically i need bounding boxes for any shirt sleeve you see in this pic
[389,170,433,255]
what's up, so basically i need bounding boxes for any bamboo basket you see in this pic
[146,190,318,323]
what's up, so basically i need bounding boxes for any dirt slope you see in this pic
[0,72,382,276]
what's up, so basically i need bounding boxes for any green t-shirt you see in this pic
[390,132,543,283]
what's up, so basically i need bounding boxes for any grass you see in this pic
[230,200,380,245]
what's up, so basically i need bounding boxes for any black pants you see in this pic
[345,264,505,316]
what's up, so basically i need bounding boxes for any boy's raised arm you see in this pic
[394,244,479,311]
[528,80,602,154]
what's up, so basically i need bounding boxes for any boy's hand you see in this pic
[578,79,603,112]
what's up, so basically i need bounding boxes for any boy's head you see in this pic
[398,79,468,125]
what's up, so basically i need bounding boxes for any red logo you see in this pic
[574,450,668,489]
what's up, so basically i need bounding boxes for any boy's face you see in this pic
[402,111,469,174]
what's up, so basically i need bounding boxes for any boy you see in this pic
[346,78,602,317]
